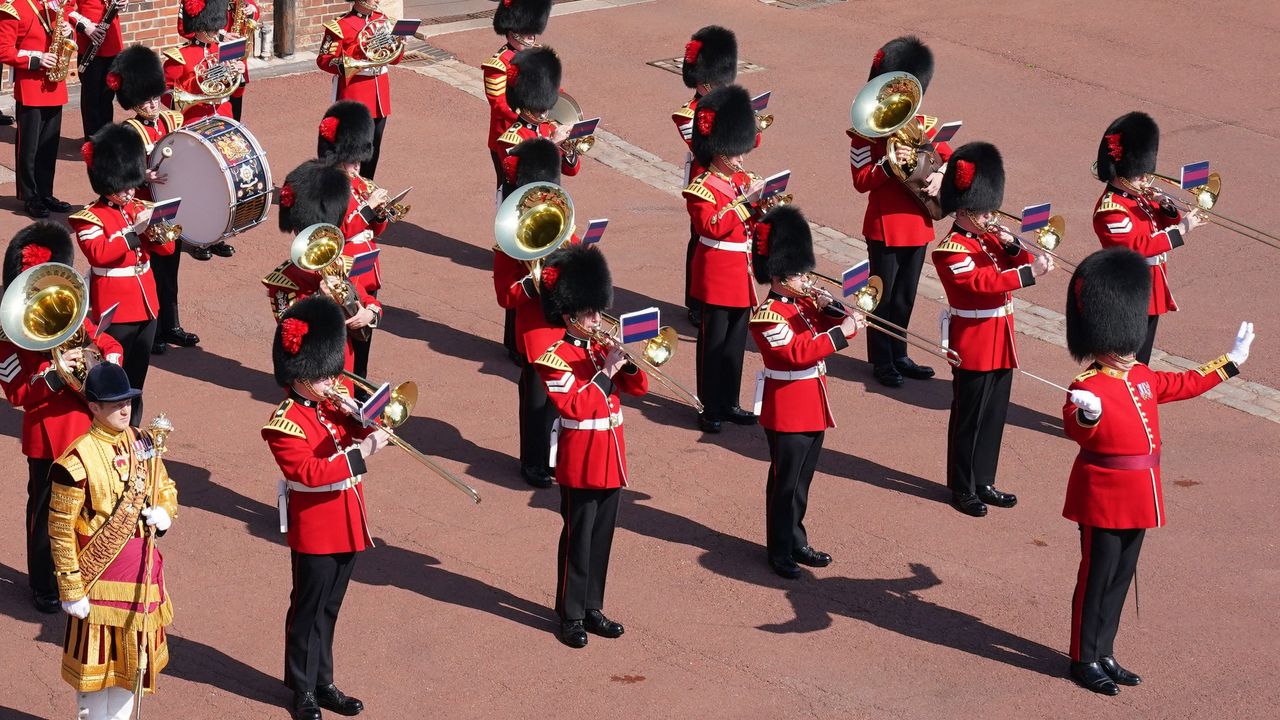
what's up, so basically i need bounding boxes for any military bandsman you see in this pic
[484,0,552,196]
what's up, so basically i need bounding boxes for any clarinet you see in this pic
[76,1,123,75]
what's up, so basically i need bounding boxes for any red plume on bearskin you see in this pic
[1104,133,1124,162]
[279,184,295,208]
[4,222,75,287]
[752,205,814,285]
[318,117,338,143]
[872,48,885,72]
[105,72,121,91]
[502,155,520,186]
[184,0,205,15]
[941,142,1004,216]
[695,107,715,136]
[954,159,975,191]
[682,26,736,89]
[280,319,309,355]
[684,40,702,64]
[273,296,347,387]
[539,245,612,326]
[689,84,756,167]
[754,222,771,257]
[870,36,934,91]
[539,266,559,291]
[1096,112,1159,182]
[21,244,52,270]
[80,142,94,168]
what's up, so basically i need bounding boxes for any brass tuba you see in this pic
[341,18,405,79]
[46,15,76,83]
[548,92,596,155]
[849,71,945,219]
[171,53,243,113]
[0,263,102,393]
[289,224,370,341]
[494,181,576,285]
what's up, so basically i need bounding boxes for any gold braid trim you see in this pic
[87,595,173,633]
[76,477,147,592]
[49,483,86,600]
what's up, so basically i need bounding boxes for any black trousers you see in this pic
[1137,315,1159,366]
[285,551,357,692]
[13,103,62,201]
[764,429,824,564]
[26,457,56,599]
[946,368,1013,496]
[684,224,702,313]
[865,240,927,368]
[153,244,182,332]
[518,361,555,471]
[230,94,243,123]
[105,320,156,427]
[556,486,620,621]
[78,54,116,139]
[491,149,504,196]
[359,116,387,180]
[696,304,749,418]
[1070,526,1145,663]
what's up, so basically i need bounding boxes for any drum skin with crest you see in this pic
[149,116,272,248]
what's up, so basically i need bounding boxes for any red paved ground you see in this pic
[1,1,1277,718]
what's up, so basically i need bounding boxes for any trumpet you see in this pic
[711,170,792,223]
[136,199,183,247]
[991,210,1075,270]
[359,179,411,223]
[548,92,596,156]
[756,112,774,132]
[804,273,961,366]
[329,372,482,504]
[570,316,704,412]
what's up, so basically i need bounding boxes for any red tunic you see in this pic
[848,114,953,246]
[749,294,849,433]
[493,235,580,362]
[1062,357,1236,529]
[685,170,759,308]
[68,0,121,60]
[931,227,1037,372]
[317,10,401,119]
[1092,186,1184,315]
[0,318,122,459]
[482,44,518,153]
[534,335,648,490]
[162,42,234,122]
[176,0,258,96]
[124,111,183,203]
[69,199,177,324]
[0,0,71,107]
[341,174,388,296]
[263,392,375,555]
[495,119,582,178]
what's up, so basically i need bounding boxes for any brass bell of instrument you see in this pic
[0,263,102,392]
[290,223,346,275]
[342,19,405,79]
[850,71,925,178]
[495,181,576,269]
[548,91,596,155]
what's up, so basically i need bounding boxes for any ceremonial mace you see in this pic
[132,413,172,720]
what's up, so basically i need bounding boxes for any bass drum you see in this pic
[150,116,272,248]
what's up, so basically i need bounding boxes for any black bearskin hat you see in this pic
[317,101,374,165]
[752,205,814,284]
[1066,247,1152,362]
[4,222,75,287]
[507,47,561,114]
[181,0,229,35]
[870,35,934,92]
[84,124,146,196]
[506,137,561,190]
[689,84,757,167]
[272,296,348,387]
[940,142,1004,216]
[1096,112,1159,182]
[110,45,166,110]
[493,0,552,36]
[278,160,349,233]
[539,244,612,326]
[682,25,737,89]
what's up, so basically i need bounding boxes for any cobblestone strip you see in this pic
[413,59,1280,424]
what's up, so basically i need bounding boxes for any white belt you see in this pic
[356,66,388,77]
[762,363,826,381]
[286,476,362,493]
[1146,253,1167,266]
[948,304,1012,319]
[559,412,624,431]
[699,236,751,253]
[91,262,150,277]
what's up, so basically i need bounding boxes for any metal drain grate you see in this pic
[759,0,847,8]
[401,42,457,64]
[646,58,766,76]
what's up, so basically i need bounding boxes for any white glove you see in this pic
[141,506,171,532]
[1227,321,1254,366]
[62,597,90,619]
[1069,389,1102,420]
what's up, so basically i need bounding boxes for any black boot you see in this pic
[316,684,364,716]
[950,493,988,517]
[792,546,832,568]
[558,619,588,648]
[292,691,322,720]
[976,485,1017,508]
[1098,656,1142,686]
[521,465,553,489]
[161,327,200,347]
[893,356,935,380]
[1069,661,1120,695]
[584,609,624,638]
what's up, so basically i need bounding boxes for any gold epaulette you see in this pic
[1196,354,1231,378]
[262,261,299,290]
[263,400,306,438]
[0,3,18,20]
[483,58,507,96]
[534,343,571,372]
[1097,194,1125,214]
[482,55,507,73]
[933,239,968,254]
[920,114,938,133]
[323,18,343,38]
[496,125,523,146]
[683,173,715,203]
[751,308,787,324]
[54,451,87,485]
[123,118,151,145]
[69,208,102,226]
[1073,368,1099,383]
[672,104,694,119]
[163,46,185,65]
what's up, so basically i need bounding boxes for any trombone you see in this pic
[991,210,1076,270]
[331,372,482,504]
[572,315,704,413]
[805,273,961,366]
[1145,171,1280,250]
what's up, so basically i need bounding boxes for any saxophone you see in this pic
[231,0,259,58]
[46,14,77,83]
